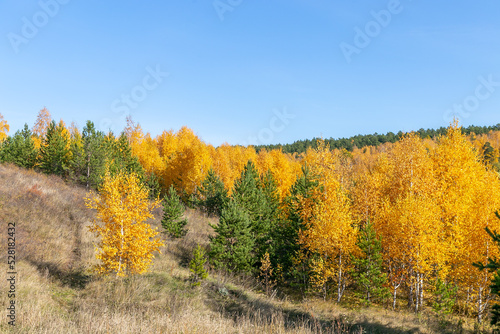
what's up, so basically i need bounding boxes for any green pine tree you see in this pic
[0,124,38,168]
[232,161,265,223]
[256,170,280,263]
[161,185,188,238]
[106,133,145,178]
[189,244,208,286]
[82,121,107,188]
[209,199,254,273]
[198,168,228,217]
[39,121,72,176]
[70,121,108,189]
[232,161,277,266]
[351,220,389,304]
[271,164,319,291]
[0,137,10,162]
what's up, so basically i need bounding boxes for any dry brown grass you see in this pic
[0,163,496,333]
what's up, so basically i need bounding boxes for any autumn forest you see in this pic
[2,108,500,329]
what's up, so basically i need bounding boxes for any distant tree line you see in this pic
[254,123,500,154]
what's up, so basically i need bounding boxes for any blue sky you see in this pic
[1,0,500,146]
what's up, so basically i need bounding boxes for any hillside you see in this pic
[0,163,495,333]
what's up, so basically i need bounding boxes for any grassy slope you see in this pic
[0,163,494,333]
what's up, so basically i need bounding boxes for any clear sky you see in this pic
[1,0,500,146]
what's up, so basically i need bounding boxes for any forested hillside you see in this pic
[255,123,500,154]
[1,108,500,332]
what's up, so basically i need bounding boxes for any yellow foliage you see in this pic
[351,153,391,224]
[124,118,166,187]
[32,136,42,150]
[377,134,443,277]
[299,141,358,297]
[85,171,164,277]
[57,119,73,153]
[255,148,301,199]
[0,113,9,142]
[159,126,212,195]
[157,129,178,161]
[210,144,257,194]
[432,124,500,290]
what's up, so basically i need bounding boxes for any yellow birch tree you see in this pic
[376,133,443,311]
[300,141,358,301]
[432,123,500,320]
[85,171,164,277]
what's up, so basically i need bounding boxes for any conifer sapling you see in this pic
[161,185,188,238]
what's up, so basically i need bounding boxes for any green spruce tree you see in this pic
[81,121,107,189]
[256,170,281,263]
[161,185,188,238]
[232,161,276,267]
[198,168,228,217]
[232,161,265,223]
[209,199,254,273]
[271,164,319,291]
[351,220,389,304]
[70,121,108,189]
[0,124,38,168]
[39,121,72,176]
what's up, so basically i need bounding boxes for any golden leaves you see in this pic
[431,124,500,288]
[125,118,164,177]
[299,140,358,289]
[159,126,212,195]
[0,113,9,142]
[255,148,301,199]
[210,143,257,194]
[85,171,163,277]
